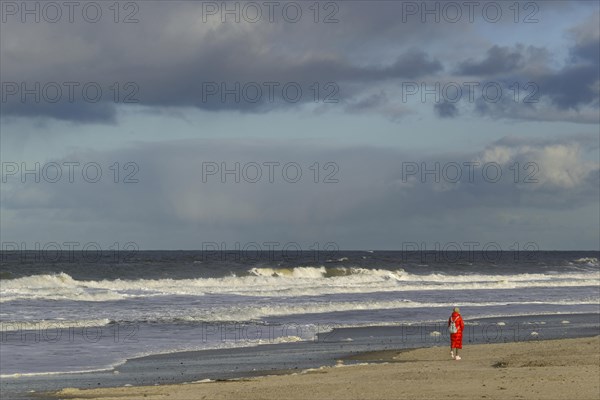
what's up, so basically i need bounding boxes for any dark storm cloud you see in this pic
[571,38,600,64]
[535,18,600,111]
[0,100,118,124]
[434,100,458,118]
[457,45,524,76]
[0,2,446,123]
[132,48,442,112]
[457,29,599,120]
[0,2,598,124]
[381,49,443,79]
[0,47,442,118]
[537,62,599,110]
[446,11,599,120]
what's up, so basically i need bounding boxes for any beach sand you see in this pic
[51,336,599,400]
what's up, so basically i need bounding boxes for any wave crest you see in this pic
[1,267,598,302]
[248,266,405,279]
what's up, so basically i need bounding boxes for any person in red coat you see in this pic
[448,307,465,360]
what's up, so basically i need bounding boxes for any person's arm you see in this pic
[459,317,465,330]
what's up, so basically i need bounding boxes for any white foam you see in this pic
[286,310,598,334]
[0,319,111,332]
[249,267,327,279]
[573,257,599,266]
[41,299,599,326]
[2,268,598,302]
[0,361,125,379]
[4,301,595,336]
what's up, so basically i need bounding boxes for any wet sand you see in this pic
[50,336,599,400]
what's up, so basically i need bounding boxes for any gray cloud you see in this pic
[0,3,597,125]
[434,100,459,118]
[456,34,599,120]
[457,45,524,76]
[537,62,599,110]
[342,91,412,121]
[0,2,446,123]
[0,100,118,124]
[448,12,599,121]
[2,136,598,248]
[0,46,443,120]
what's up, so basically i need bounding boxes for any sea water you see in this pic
[1,250,598,379]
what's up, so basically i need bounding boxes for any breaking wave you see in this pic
[572,257,599,267]
[1,267,598,302]
[3,299,598,331]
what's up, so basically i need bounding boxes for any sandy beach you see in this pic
[50,336,599,400]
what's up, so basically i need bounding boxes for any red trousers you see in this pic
[450,332,463,349]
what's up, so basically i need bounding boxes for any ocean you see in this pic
[1,250,599,396]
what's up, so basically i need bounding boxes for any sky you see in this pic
[1,0,599,250]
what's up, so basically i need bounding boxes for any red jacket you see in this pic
[448,312,464,348]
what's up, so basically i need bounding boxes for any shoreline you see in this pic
[46,335,600,400]
[2,312,596,398]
